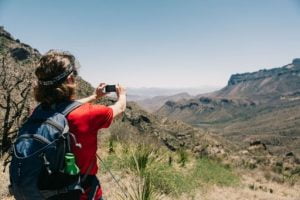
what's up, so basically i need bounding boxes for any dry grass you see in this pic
[198,172,300,200]
[96,137,300,200]
[99,170,300,200]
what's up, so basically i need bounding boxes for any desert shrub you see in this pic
[283,166,300,186]
[168,155,173,166]
[291,166,300,176]
[147,163,196,195]
[177,148,189,167]
[108,136,116,154]
[272,161,283,174]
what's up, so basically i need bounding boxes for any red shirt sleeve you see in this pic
[88,104,113,132]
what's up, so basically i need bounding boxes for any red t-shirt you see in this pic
[67,103,113,175]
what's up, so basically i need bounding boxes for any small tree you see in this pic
[0,53,33,155]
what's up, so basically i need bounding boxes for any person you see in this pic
[34,50,126,199]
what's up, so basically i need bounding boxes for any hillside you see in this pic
[158,59,300,156]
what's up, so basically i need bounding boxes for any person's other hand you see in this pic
[115,84,126,98]
[95,83,106,99]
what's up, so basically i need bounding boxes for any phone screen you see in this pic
[105,85,116,93]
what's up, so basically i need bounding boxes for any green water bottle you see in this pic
[64,153,80,175]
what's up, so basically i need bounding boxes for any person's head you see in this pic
[34,50,79,105]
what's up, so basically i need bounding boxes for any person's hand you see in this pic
[115,84,126,98]
[95,83,106,99]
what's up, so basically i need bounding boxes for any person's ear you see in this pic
[67,75,75,84]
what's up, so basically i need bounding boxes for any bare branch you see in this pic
[0,103,7,109]
[0,53,34,154]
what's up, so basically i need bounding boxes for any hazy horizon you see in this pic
[126,85,222,98]
[1,0,300,88]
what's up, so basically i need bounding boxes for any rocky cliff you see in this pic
[228,59,300,86]
[212,59,300,102]
[158,59,300,157]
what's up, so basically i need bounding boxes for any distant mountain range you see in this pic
[157,59,300,156]
[127,86,220,101]
[128,87,221,112]
[135,92,192,112]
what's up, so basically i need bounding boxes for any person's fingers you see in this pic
[98,83,106,90]
[116,84,126,95]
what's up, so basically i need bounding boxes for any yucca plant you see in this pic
[116,170,163,200]
[108,134,118,154]
[128,145,155,176]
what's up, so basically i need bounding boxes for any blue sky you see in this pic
[1,0,300,88]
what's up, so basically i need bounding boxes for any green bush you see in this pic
[193,158,239,186]
[147,163,196,196]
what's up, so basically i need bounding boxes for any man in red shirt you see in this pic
[69,83,126,200]
[32,50,126,200]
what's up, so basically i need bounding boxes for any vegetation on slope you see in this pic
[99,132,239,199]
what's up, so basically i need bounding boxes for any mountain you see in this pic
[135,92,192,112]
[210,59,300,103]
[158,60,300,156]
[128,87,221,113]
[127,86,220,99]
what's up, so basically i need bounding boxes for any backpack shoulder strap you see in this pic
[57,101,83,152]
[59,101,83,116]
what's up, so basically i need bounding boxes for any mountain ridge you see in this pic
[158,59,300,156]
[228,59,300,86]
[208,59,300,103]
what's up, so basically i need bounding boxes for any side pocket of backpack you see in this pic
[37,136,80,190]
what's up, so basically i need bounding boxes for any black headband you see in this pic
[38,64,74,86]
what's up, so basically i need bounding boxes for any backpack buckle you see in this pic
[42,154,52,174]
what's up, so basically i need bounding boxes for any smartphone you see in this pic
[104,85,116,93]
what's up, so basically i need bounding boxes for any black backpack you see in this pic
[9,101,83,199]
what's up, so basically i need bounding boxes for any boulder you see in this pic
[10,48,30,61]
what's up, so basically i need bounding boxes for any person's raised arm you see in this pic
[109,84,126,118]
[77,83,106,104]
